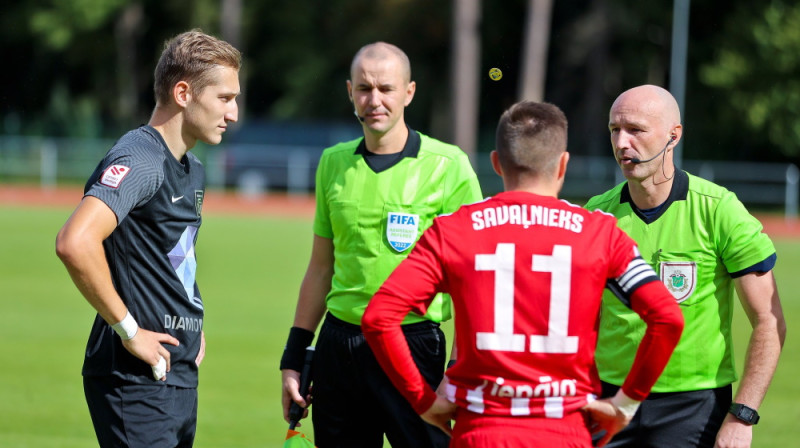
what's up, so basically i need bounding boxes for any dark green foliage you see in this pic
[1,0,798,163]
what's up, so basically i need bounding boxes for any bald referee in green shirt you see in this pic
[586,85,786,448]
[280,42,482,447]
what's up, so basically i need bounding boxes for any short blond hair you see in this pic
[153,29,241,105]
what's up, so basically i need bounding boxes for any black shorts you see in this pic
[311,312,450,448]
[83,375,198,448]
[599,381,732,448]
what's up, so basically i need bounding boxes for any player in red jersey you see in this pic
[362,101,684,447]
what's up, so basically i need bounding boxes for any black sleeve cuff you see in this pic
[280,327,315,371]
[730,253,776,278]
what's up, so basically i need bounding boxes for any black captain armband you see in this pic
[280,327,315,371]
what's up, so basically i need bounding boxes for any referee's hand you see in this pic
[122,329,180,381]
[282,369,310,424]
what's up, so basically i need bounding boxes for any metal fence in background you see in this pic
[1,135,797,219]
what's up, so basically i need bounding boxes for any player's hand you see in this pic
[582,399,630,447]
[282,369,310,424]
[420,395,456,436]
[121,328,180,381]
[195,331,206,366]
[714,414,753,448]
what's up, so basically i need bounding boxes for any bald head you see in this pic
[350,42,412,83]
[611,85,681,129]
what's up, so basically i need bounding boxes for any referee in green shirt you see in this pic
[280,42,482,447]
[586,85,786,448]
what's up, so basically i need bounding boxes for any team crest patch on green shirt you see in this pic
[660,261,696,303]
[387,212,419,252]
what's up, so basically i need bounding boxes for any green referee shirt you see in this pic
[313,128,483,326]
[585,170,776,392]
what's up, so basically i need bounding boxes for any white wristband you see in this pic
[610,389,641,419]
[111,311,139,340]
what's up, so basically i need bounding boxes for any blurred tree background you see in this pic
[1,0,798,163]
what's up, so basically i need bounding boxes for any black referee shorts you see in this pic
[311,312,450,448]
[599,381,732,448]
[83,375,198,448]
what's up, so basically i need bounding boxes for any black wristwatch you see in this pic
[729,403,760,425]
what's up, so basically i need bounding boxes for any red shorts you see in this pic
[451,409,592,448]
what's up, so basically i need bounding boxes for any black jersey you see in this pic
[82,125,205,388]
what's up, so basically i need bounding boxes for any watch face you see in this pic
[731,404,759,424]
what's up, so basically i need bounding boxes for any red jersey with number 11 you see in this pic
[363,191,682,418]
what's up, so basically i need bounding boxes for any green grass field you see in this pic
[0,205,797,447]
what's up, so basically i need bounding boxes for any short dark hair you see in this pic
[350,42,412,83]
[153,29,241,105]
[495,101,568,177]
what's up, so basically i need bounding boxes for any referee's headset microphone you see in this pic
[350,96,366,123]
[630,135,676,164]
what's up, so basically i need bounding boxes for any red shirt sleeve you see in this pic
[362,220,447,414]
[621,281,684,400]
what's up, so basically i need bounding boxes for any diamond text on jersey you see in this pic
[164,314,203,332]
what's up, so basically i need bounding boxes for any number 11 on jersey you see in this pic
[475,243,578,354]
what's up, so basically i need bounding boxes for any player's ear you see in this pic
[490,150,503,177]
[173,81,190,108]
[346,80,353,102]
[556,151,570,181]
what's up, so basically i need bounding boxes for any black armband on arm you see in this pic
[279,327,315,371]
